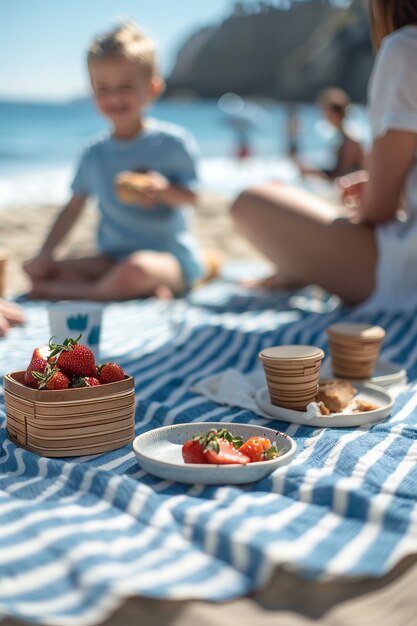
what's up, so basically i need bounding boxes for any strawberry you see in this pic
[32,365,70,390]
[182,428,249,466]
[205,438,250,465]
[182,439,208,464]
[49,336,96,377]
[71,376,101,388]
[45,370,70,390]
[238,437,278,462]
[97,362,125,384]
[24,346,50,388]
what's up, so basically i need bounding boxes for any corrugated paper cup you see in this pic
[259,345,324,411]
[327,323,385,379]
[48,302,104,359]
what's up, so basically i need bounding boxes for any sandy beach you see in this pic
[1,193,267,298]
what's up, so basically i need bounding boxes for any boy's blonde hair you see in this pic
[87,22,158,78]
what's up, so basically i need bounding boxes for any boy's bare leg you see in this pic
[231,183,377,306]
[51,255,115,280]
[25,255,115,282]
[28,251,185,301]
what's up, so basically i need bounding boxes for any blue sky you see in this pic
[0,0,238,101]
[1,0,350,102]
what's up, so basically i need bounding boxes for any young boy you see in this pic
[24,22,205,300]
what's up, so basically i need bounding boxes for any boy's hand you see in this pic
[24,253,54,279]
[115,171,169,209]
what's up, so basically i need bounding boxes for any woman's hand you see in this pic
[337,170,369,208]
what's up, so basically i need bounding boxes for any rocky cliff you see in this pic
[166,0,373,102]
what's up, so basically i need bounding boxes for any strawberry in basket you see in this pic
[22,335,127,390]
[32,364,70,390]
[49,335,96,378]
[24,346,50,389]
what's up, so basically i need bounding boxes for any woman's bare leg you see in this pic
[230,184,377,305]
[28,251,185,301]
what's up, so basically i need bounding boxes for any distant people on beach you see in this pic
[0,299,24,336]
[218,93,255,161]
[236,130,252,160]
[231,0,417,311]
[296,87,365,181]
[24,22,205,301]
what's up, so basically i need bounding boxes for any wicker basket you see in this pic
[4,371,135,457]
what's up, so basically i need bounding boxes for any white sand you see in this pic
[1,193,268,297]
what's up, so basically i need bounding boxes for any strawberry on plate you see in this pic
[182,428,250,465]
[182,439,208,464]
[24,346,50,388]
[205,438,250,465]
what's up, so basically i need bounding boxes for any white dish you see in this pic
[255,383,393,428]
[320,358,407,388]
[133,422,296,485]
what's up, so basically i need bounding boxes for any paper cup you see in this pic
[259,345,324,411]
[48,302,104,360]
[327,323,385,379]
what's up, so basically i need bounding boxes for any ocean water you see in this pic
[0,98,370,207]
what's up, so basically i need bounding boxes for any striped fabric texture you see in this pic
[1,283,417,626]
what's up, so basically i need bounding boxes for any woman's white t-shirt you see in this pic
[363,25,417,312]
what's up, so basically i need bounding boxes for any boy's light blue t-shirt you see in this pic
[71,118,204,286]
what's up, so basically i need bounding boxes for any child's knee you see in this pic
[112,256,151,289]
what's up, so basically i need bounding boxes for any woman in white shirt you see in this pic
[231,0,417,311]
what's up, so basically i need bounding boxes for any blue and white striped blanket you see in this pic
[1,282,417,626]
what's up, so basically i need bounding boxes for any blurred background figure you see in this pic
[218,92,269,161]
[0,0,374,296]
[286,102,300,159]
[296,87,365,181]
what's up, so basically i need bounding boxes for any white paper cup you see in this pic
[48,302,104,359]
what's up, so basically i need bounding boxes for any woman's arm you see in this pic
[358,129,417,223]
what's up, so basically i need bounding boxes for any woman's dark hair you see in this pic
[369,0,417,51]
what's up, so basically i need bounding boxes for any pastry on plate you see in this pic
[315,380,357,413]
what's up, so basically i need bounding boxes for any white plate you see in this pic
[320,358,407,388]
[255,383,393,428]
[133,422,296,485]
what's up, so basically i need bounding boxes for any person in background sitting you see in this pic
[297,87,365,181]
[230,0,417,311]
[24,22,205,301]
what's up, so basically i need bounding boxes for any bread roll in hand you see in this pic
[115,172,152,205]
